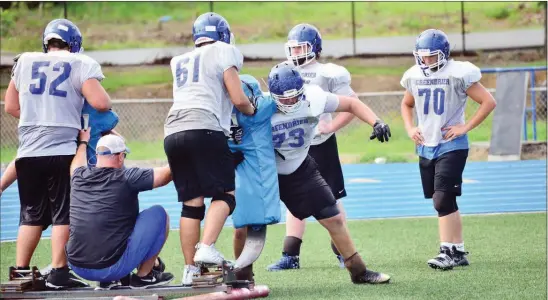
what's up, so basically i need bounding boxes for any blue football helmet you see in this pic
[192,12,235,46]
[413,29,451,76]
[42,19,83,53]
[285,23,322,67]
[268,62,306,114]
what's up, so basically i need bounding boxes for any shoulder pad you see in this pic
[318,63,351,82]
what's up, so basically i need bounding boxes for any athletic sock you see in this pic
[454,242,465,252]
[282,236,302,256]
[441,242,454,249]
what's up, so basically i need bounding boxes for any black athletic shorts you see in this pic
[164,129,235,202]
[419,149,469,199]
[15,155,74,228]
[278,155,339,220]
[309,133,347,200]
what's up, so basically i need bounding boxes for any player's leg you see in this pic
[13,157,48,278]
[164,131,204,286]
[309,134,347,267]
[419,155,452,270]
[192,130,236,267]
[433,150,469,267]
[43,155,89,289]
[233,227,254,281]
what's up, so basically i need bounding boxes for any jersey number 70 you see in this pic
[418,87,445,115]
[176,54,201,88]
[29,61,72,97]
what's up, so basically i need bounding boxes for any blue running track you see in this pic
[1,160,546,242]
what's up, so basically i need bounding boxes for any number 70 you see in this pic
[418,88,445,115]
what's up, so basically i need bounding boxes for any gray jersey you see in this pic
[294,62,354,145]
[271,85,340,175]
[11,51,104,158]
[400,60,481,147]
[165,42,244,137]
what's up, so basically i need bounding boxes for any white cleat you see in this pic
[181,265,201,286]
[193,243,225,267]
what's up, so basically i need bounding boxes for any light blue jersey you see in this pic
[229,74,280,229]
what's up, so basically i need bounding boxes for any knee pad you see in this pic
[212,193,236,215]
[432,191,458,217]
[181,204,206,220]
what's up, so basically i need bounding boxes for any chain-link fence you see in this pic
[2,84,546,162]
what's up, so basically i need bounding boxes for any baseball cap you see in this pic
[96,134,131,155]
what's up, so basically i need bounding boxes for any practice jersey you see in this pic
[400,60,481,148]
[271,84,340,175]
[165,42,244,137]
[293,62,355,145]
[11,51,104,158]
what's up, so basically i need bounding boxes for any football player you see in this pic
[400,29,496,270]
[163,12,256,286]
[266,62,391,284]
[267,23,370,271]
[4,18,112,289]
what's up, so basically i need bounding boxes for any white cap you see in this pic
[96,134,130,155]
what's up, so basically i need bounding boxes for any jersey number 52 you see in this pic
[176,54,201,88]
[29,61,72,97]
[419,87,445,115]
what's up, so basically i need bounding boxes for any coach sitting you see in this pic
[65,131,174,289]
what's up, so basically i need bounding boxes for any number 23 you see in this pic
[273,128,305,148]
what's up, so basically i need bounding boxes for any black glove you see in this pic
[242,80,258,116]
[233,151,244,169]
[369,120,391,143]
[230,125,243,145]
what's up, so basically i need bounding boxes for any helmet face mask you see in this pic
[285,23,322,67]
[285,40,315,67]
[268,63,306,114]
[413,29,450,76]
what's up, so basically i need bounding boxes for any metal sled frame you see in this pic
[1,263,270,300]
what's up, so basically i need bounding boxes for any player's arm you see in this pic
[225,67,256,116]
[0,160,17,195]
[333,95,391,142]
[70,128,91,176]
[462,82,497,131]
[4,80,20,118]
[322,68,357,133]
[152,165,172,188]
[401,90,424,145]
[443,63,496,140]
[82,79,111,112]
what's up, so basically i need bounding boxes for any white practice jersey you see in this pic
[12,51,104,158]
[167,42,244,136]
[12,51,104,129]
[271,85,340,175]
[400,60,481,147]
[293,61,355,145]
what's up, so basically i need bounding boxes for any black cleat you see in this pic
[351,269,391,284]
[451,246,470,267]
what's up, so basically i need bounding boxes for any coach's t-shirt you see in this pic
[66,166,154,269]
